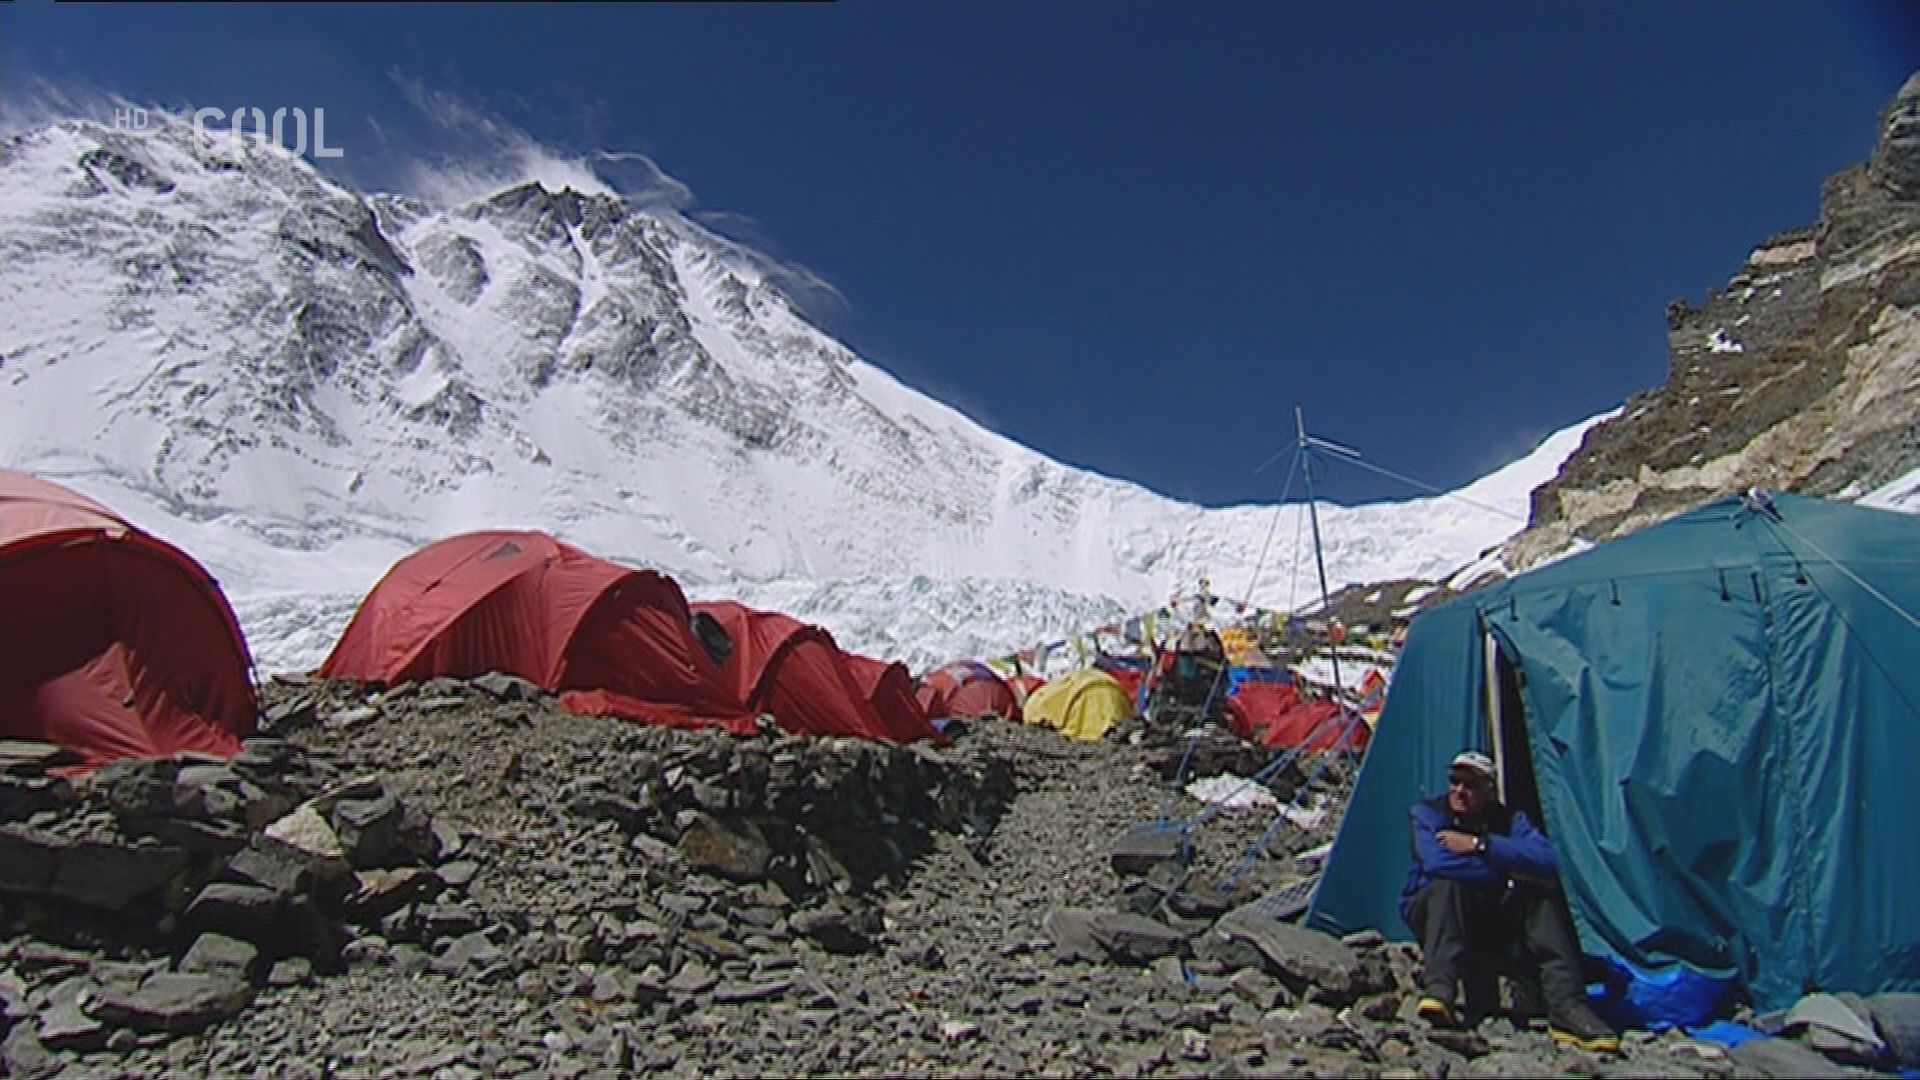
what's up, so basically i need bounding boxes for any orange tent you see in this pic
[693,602,934,743]
[0,471,255,767]
[321,531,755,733]
[920,662,1020,722]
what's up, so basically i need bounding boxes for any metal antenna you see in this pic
[1296,406,1344,697]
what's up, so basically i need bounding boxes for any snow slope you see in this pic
[1,116,1606,673]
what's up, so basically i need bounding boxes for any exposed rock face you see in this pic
[1511,73,1920,567]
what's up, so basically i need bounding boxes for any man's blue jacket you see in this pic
[1399,795,1558,924]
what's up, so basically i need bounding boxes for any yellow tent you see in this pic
[1024,669,1134,741]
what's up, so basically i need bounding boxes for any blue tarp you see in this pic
[1308,494,1920,1011]
[1226,665,1290,695]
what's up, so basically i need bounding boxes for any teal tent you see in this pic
[1307,493,1920,1010]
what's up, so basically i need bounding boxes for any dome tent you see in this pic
[919,661,1020,723]
[0,470,255,768]
[1023,668,1134,741]
[843,653,942,744]
[693,601,937,743]
[1308,494,1920,1010]
[321,531,755,733]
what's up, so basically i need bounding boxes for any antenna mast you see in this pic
[1295,406,1344,697]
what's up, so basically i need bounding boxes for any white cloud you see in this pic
[0,76,142,137]
[386,72,617,205]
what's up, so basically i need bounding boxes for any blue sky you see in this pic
[4,1,1915,506]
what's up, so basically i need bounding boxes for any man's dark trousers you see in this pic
[1404,878,1586,1014]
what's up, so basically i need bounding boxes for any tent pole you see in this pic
[1297,406,1344,698]
[1484,627,1508,805]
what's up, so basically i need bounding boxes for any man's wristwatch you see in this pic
[1474,834,1489,856]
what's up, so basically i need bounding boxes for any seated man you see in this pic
[1400,750,1619,1052]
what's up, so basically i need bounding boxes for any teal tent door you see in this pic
[1487,566,1788,994]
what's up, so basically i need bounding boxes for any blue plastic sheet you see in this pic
[1594,956,1733,1032]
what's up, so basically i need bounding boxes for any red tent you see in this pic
[1101,667,1144,706]
[320,531,755,733]
[921,662,1020,722]
[914,680,951,721]
[843,654,942,744]
[1225,681,1299,742]
[1011,672,1047,703]
[692,602,920,743]
[0,470,255,768]
[1226,678,1370,752]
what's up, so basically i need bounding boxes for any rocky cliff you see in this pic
[1509,72,1920,567]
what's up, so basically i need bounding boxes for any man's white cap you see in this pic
[1449,751,1496,780]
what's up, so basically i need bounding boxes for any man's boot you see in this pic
[1547,1000,1620,1054]
[1416,987,1459,1030]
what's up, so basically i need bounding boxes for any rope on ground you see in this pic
[1218,708,1367,899]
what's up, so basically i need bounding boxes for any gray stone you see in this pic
[326,706,378,728]
[49,836,189,911]
[1172,1027,1211,1062]
[789,901,883,955]
[1110,822,1191,879]
[88,971,254,1034]
[1227,968,1285,1011]
[37,1000,109,1051]
[1045,908,1105,962]
[1867,992,1920,1066]
[712,978,792,1004]
[0,773,75,823]
[13,941,95,975]
[344,866,441,922]
[666,961,718,996]
[259,804,352,885]
[0,740,80,767]
[224,844,310,896]
[940,1020,982,1043]
[438,859,480,889]
[1215,910,1361,1002]
[1088,912,1187,966]
[473,672,541,701]
[262,695,317,729]
[676,813,771,882]
[330,791,403,868]
[126,816,249,856]
[266,957,313,988]
[0,825,58,895]
[429,931,505,978]
[1,1022,57,1079]
[90,758,180,820]
[183,882,284,941]
[179,933,262,982]
[1726,1036,1857,1078]
[429,816,465,861]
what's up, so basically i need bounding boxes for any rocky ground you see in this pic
[0,677,1864,1078]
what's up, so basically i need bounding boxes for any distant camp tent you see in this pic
[913,680,951,724]
[1224,681,1370,751]
[1023,669,1134,741]
[693,602,935,743]
[920,661,1020,723]
[843,654,942,743]
[0,470,255,767]
[1307,494,1920,1010]
[998,671,1044,706]
[320,531,755,733]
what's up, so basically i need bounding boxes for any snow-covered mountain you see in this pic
[0,115,1598,673]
